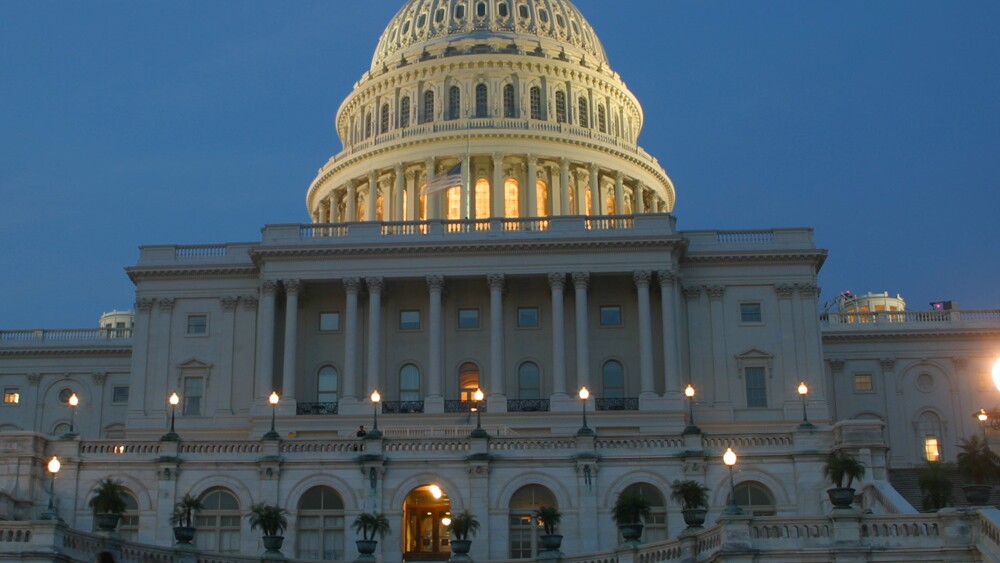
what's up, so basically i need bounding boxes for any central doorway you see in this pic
[403,484,452,561]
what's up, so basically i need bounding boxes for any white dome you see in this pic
[371,0,609,73]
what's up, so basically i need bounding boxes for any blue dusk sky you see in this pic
[1,1,998,329]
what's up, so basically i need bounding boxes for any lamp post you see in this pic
[577,386,593,436]
[367,389,382,438]
[470,388,488,438]
[723,447,743,515]
[63,393,79,439]
[161,392,180,442]
[263,391,281,440]
[40,456,62,521]
[683,384,700,435]
[978,409,989,444]
[798,381,814,430]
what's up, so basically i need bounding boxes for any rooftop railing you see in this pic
[0,328,132,343]
[821,309,1000,328]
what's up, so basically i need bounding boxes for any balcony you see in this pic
[595,397,639,411]
[381,400,425,414]
[507,398,550,412]
[296,402,338,415]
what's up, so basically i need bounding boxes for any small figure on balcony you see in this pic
[356,425,367,437]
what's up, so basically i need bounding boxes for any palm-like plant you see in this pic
[533,505,561,535]
[88,478,128,515]
[669,480,710,510]
[957,435,1000,484]
[448,509,481,540]
[824,450,866,488]
[248,503,289,537]
[917,461,954,511]
[612,490,652,525]
[352,512,391,541]
[170,494,205,527]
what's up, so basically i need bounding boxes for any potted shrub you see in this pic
[352,512,390,559]
[447,509,480,560]
[917,460,954,511]
[957,435,1000,504]
[248,502,289,557]
[612,490,651,543]
[170,493,204,546]
[533,505,563,552]
[88,478,129,532]
[824,450,866,508]
[670,479,710,529]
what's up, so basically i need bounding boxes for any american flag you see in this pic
[422,162,463,195]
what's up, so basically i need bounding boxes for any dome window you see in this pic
[571,21,580,35]
[435,8,445,23]
[400,96,411,128]
[448,86,461,120]
[529,86,542,120]
[417,13,426,29]
[598,105,607,133]
[380,103,390,134]
[519,4,529,19]
[538,9,548,23]
[476,2,486,18]
[402,20,410,35]
[498,2,509,18]
[556,14,565,28]
[578,97,589,128]
[475,84,488,117]
[503,84,516,118]
[455,4,465,20]
[555,91,567,123]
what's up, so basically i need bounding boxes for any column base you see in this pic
[423,395,444,414]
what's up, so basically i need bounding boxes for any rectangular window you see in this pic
[2,387,19,404]
[186,314,208,335]
[319,312,340,332]
[599,305,622,326]
[399,310,421,330]
[744,367,767,408]
[924,437,940,461]
[517,307,539,328]
[183,378,204,416]
[112,386,130,404]
[854,373,874,392]
[740,302,762,324]
[458,308,480,329]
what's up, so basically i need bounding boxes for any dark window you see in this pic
[318,366,338,403]
[400,96,411,128]
[187,314,207,335]
[599,306,621,326]
[455,4,465,19]
[476,2,486,17]
[555,91,566,123]
[380,103,390,134]
[602,360,624,398]
[423,90,435,123]
[519,4,529,18]
[517,307,539,328]
[183,377,204,416]
[498,2,509,17]
[578,97,589,127]
[400,310,421,330]
[400,364,421,401]
[112,386,130,404]
[475,83,488,117]
[448,86,461,120]
[598,105,607,133]
[518,362,540,399]
[503,84,516,117]
[745,367,767,408]
[458,308,480,329]
[530,86,542,120]
[319,312,340,331]
[740,303,762,323]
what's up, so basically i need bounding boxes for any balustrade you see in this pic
[595,397,638,411]
[381,400,425,414]
[296,402,338,415]
[506,398,550,412]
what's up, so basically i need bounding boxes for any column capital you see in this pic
[879,358,896,372]
[158,298,176,312]
[221,296,239,311]
[571,272,590,289]
[135,298,155,312]
[657,270,679,287]
[615,170,624,181]
[633,270,652,288]
[487,274,505,291]
[368,170,378,182]
[91,371,108,386]
[366,277,385,294]
[828,358,845,373]
[395,162,405,173]
[261,280,279,295]
[283,279,303,295]
[682,285,702,300]
[796,283,820,298]
[426,275,445,292]
[775,284,795,299]
[241,295,259,311]
[706,285,726,300]
[559,157,570,169]
[344,277,363,293]
[589,162,599,173]
[547,272,566,291]
[492,152,504,162]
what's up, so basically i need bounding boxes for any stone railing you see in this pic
[595,397,639,411]
[0,328,133,343]
[820,309,1000,328]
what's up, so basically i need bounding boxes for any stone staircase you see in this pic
[888,467,1000,511]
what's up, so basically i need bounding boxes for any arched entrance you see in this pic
[403,484,452,561]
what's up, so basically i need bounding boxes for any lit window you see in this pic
[517,307,539,328]
[446,186,461,219]
[505,178,520,217]
[475,178,490,218]
[599,306,621,326]
[459,362,480,401]
[319,312,340,332]
[400,310,421,330]
[187,314,208,335]
[925,437,940,461]
[854,374,873,392]
[183,377,204,416]
[744,367,767,408]
[536,179,548,217]
[112,386,130,404]
[740,303,762,324]
[2,388,19,404]
[458,308,480,329]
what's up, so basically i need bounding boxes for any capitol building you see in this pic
[2,1,1000,562]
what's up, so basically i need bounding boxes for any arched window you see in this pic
[297,486,345,560]
[503,84,516,117]
[555,91,567,123]
[504,178,520,217]
[400,364,421,401]
[509,485,557,559]
[119,491,140,542]
[585,188,593,215]
[597,105,607,133]
[728,482,776,516]
[419,190,427,220]
[535,179,548,217]
[196,488,241,553]
[446,186,461,219]
[475,83,488,117]
[380,103,390,134]
[51,422,70,436]
[448,86,461,120]
[475,177,490,218]
[621,483,666,542]
[423,90,435,123]
[917,411,943,461]
[530,86,541,120]
[318,366,338,403]
[364,112,372,139]
[400,96,411,128]
[459,362,480,401]
[606,194,615,215]
[517,362,540,399]
[578,97,589,128]
[602,360,624,398]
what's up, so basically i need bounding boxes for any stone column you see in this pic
[775,284,798,393]
[394,163,405,221]
[366,277,384,394]
[487,274,505,398]
[526,154,538,218]
[427,275,445,403]
[707,285,730,405]
[256,281,278,401]
[589,164,602,216]
[682,285,704,393]
[657,271,682,396]
[559,158,571,216]
[365,171,378,221]
[281,280,301,400]
[548,273,568,397]
[425,158,439,219]
[573,272,591,390]
[406,170,418,221]
[614,171,625,215]
[217,296,238,413]
[128,298,154,417]
[492,153,505,217]
[635,182,645,214]
[343,278,361,402]
[634,271,655,397]
[346,182,357,222]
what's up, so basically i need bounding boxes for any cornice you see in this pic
[0,346,132,358]
[681,250,828,267]
[127,266,258,283]
[822,328,1000,342]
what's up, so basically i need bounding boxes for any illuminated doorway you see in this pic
[403,484,452,561]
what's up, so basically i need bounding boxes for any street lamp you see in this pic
[40,455,62,521]
[978,409,989,444]
[263,391,281,440]
[470,388,488,438]
[161,392,180,442]
[798,381,814,430]
[683,384,700,435]
[63,393,79,438]
[723,447,743,516]
[577,386,593,436]
[367,389,382,438]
